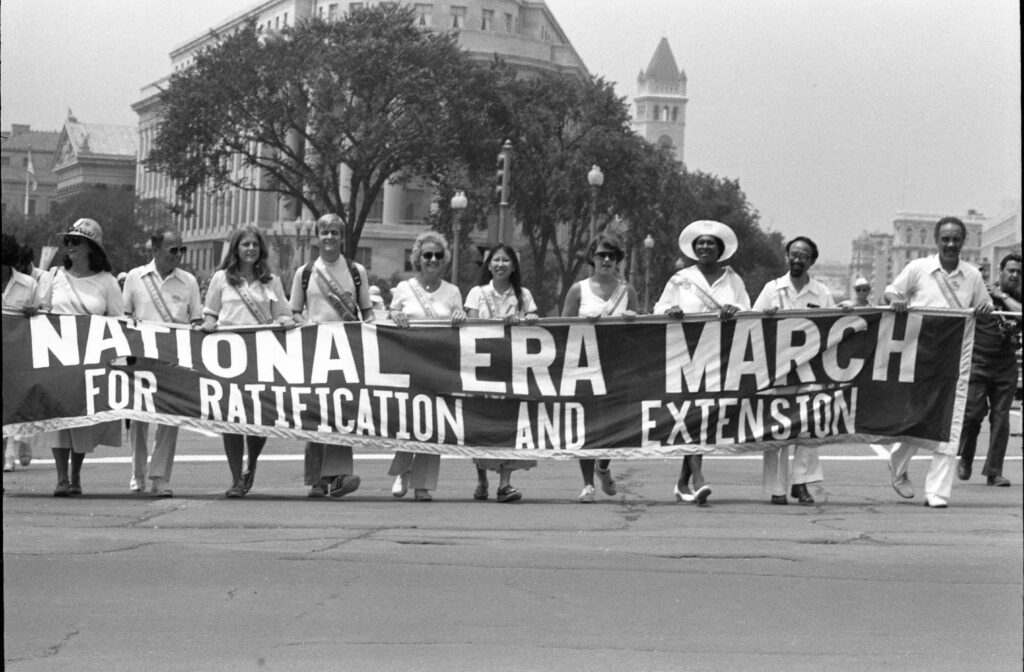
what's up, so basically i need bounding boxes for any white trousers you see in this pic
[388,451,440,490]
[889,443,955,500]
[130,422,178,483]
[763,446,824,496]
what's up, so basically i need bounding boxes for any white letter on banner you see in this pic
[245,384,265,425]
[773,318,819,386]
[738,398,764,443]
[821,316,867,381]
[362,324,409,388]
[565,403,585,450]
[716,398,737,444]
[226,384,249,424]
[560,325,605,396]
[373,390,392,437]
[127,321,170,359]
[832,388,856,433]
[356,389,376,436]
[175,326,193,369]
[310,323,359,385]
[84,369,104,416]
[108,370,129,409]
[412,395,433,440]
[393,391,410,439]
[664,322,721,393]
[199,378,223,420]
[83,317,132,365]
[255,328,304,384]
[134,371,157,413]
[511,327,557,396]
[332,388,354,432]
[641,400,662,447]
[769,398,791,439]
[436,398,463,444]
[537,403,561,449]
[724,319,770,391]
[290,387,310,429]
[460,325,506,394]
[202,333,247,378]
[32,314,80,367]
[514,402,535,449]
[666,401,694,444]
[872,313,921,383]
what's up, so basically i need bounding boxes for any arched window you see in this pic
[671,107,679,122]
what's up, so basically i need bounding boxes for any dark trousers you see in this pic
[957,355,1019,478]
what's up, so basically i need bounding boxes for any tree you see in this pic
[146,6,495,256]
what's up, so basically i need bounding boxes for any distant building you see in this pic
[1,124,60,217]
[808,260,850,303]
[52,111,138,201]
[979,201,1022,276]
[633,38,687,160]
[849,210,986,295]
[134,0,588,282]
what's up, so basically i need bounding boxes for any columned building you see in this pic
[134,0,588,282]
[979,201,1022,276]
[52,112,137,201]
[1,124,60,217]
[633,38,687,160]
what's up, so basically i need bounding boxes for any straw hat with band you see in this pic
[678,220,738,262]
[854,277,870,288]
[63,218,106,256]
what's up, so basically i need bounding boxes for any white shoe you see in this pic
[924,495,948,509]
[3,458,13,472]
[391,473,408,498]
[673,484,695,503]
[129,475,144,492]
[578,484,595,503]
[595,467,617,496]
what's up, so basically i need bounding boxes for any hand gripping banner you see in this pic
[1,308,974,459]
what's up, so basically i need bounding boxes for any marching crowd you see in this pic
[2,214,1021,509]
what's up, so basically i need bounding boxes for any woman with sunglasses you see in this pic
[45,219,125,496]
[388,231,466,501]
[652,220,750,507]
[201,226,295,498]
[464,243,539,503]
[562,232,640,503]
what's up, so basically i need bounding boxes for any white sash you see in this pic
[313,264,360,322]
[408,278,441,319]
[141,272,175,323]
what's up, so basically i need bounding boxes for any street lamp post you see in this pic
[587,165,604,241]
[450,190,468,285]
[643,234,655,313]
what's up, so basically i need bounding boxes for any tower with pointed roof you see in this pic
[634,38,687,159]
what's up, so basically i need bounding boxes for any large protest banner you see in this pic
[2,308,973,458]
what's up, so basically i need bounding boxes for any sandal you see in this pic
[473,481,489,501]
[496,485,522,503]
[240,470,254,495]
[53,480,71,497]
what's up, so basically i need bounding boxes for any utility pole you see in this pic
[493,139,512,244]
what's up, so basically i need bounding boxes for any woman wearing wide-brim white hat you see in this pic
[45,218,124,497]
[651,220,751,506]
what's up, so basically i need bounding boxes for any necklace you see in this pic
[419,277,440,292]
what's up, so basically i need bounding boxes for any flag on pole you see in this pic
[24,148,38,216]
[26,149,38,192]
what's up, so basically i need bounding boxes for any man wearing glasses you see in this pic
[122,228,202,497]
[753,236,840,505]
[851,277,873,306]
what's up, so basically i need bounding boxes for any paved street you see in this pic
[4,418,1022,672]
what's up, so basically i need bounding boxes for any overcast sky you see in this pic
[2,0,1019,261]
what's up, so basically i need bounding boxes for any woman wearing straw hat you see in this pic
[652,220,750,506]
[45,218,125,496]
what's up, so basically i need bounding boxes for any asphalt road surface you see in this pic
[4,419,1022,672]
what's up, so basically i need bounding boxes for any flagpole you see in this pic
[24,149,31,216]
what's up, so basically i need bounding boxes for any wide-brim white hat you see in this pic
[63,218,106,256]
[678,220,738,261]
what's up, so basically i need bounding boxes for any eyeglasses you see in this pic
[166,246,187,255]
[421,251,445,261]
[855,288,869,293]
[788,252,811,262]
[64,236,84,247]
[594,251,619,261]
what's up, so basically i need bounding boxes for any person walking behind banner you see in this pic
[884,216,993,508]
[3,234,44,472]
[202,227,295,498]
[44,219,125,496]
[850,277,873,307]
[290,214,373,499]
[563,233,640,503]
[122,228,202,497]
[653,220,749,507]
[388,231,467,501]
[753,236,851,505]
[464,244,540,503]
[957,253,1021,488]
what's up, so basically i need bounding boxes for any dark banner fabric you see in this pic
[2,309,973,459]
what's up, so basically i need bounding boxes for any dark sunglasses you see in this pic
[166,246,187,255]
[63,236,85,247]
[421,251,445,261]
[594,251,619,261]
[855,288,869,292]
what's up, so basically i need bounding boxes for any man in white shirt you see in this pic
[884,216,993,508]
[290,214,373,499]
[753,236,840,505]
[122,228,202,497]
